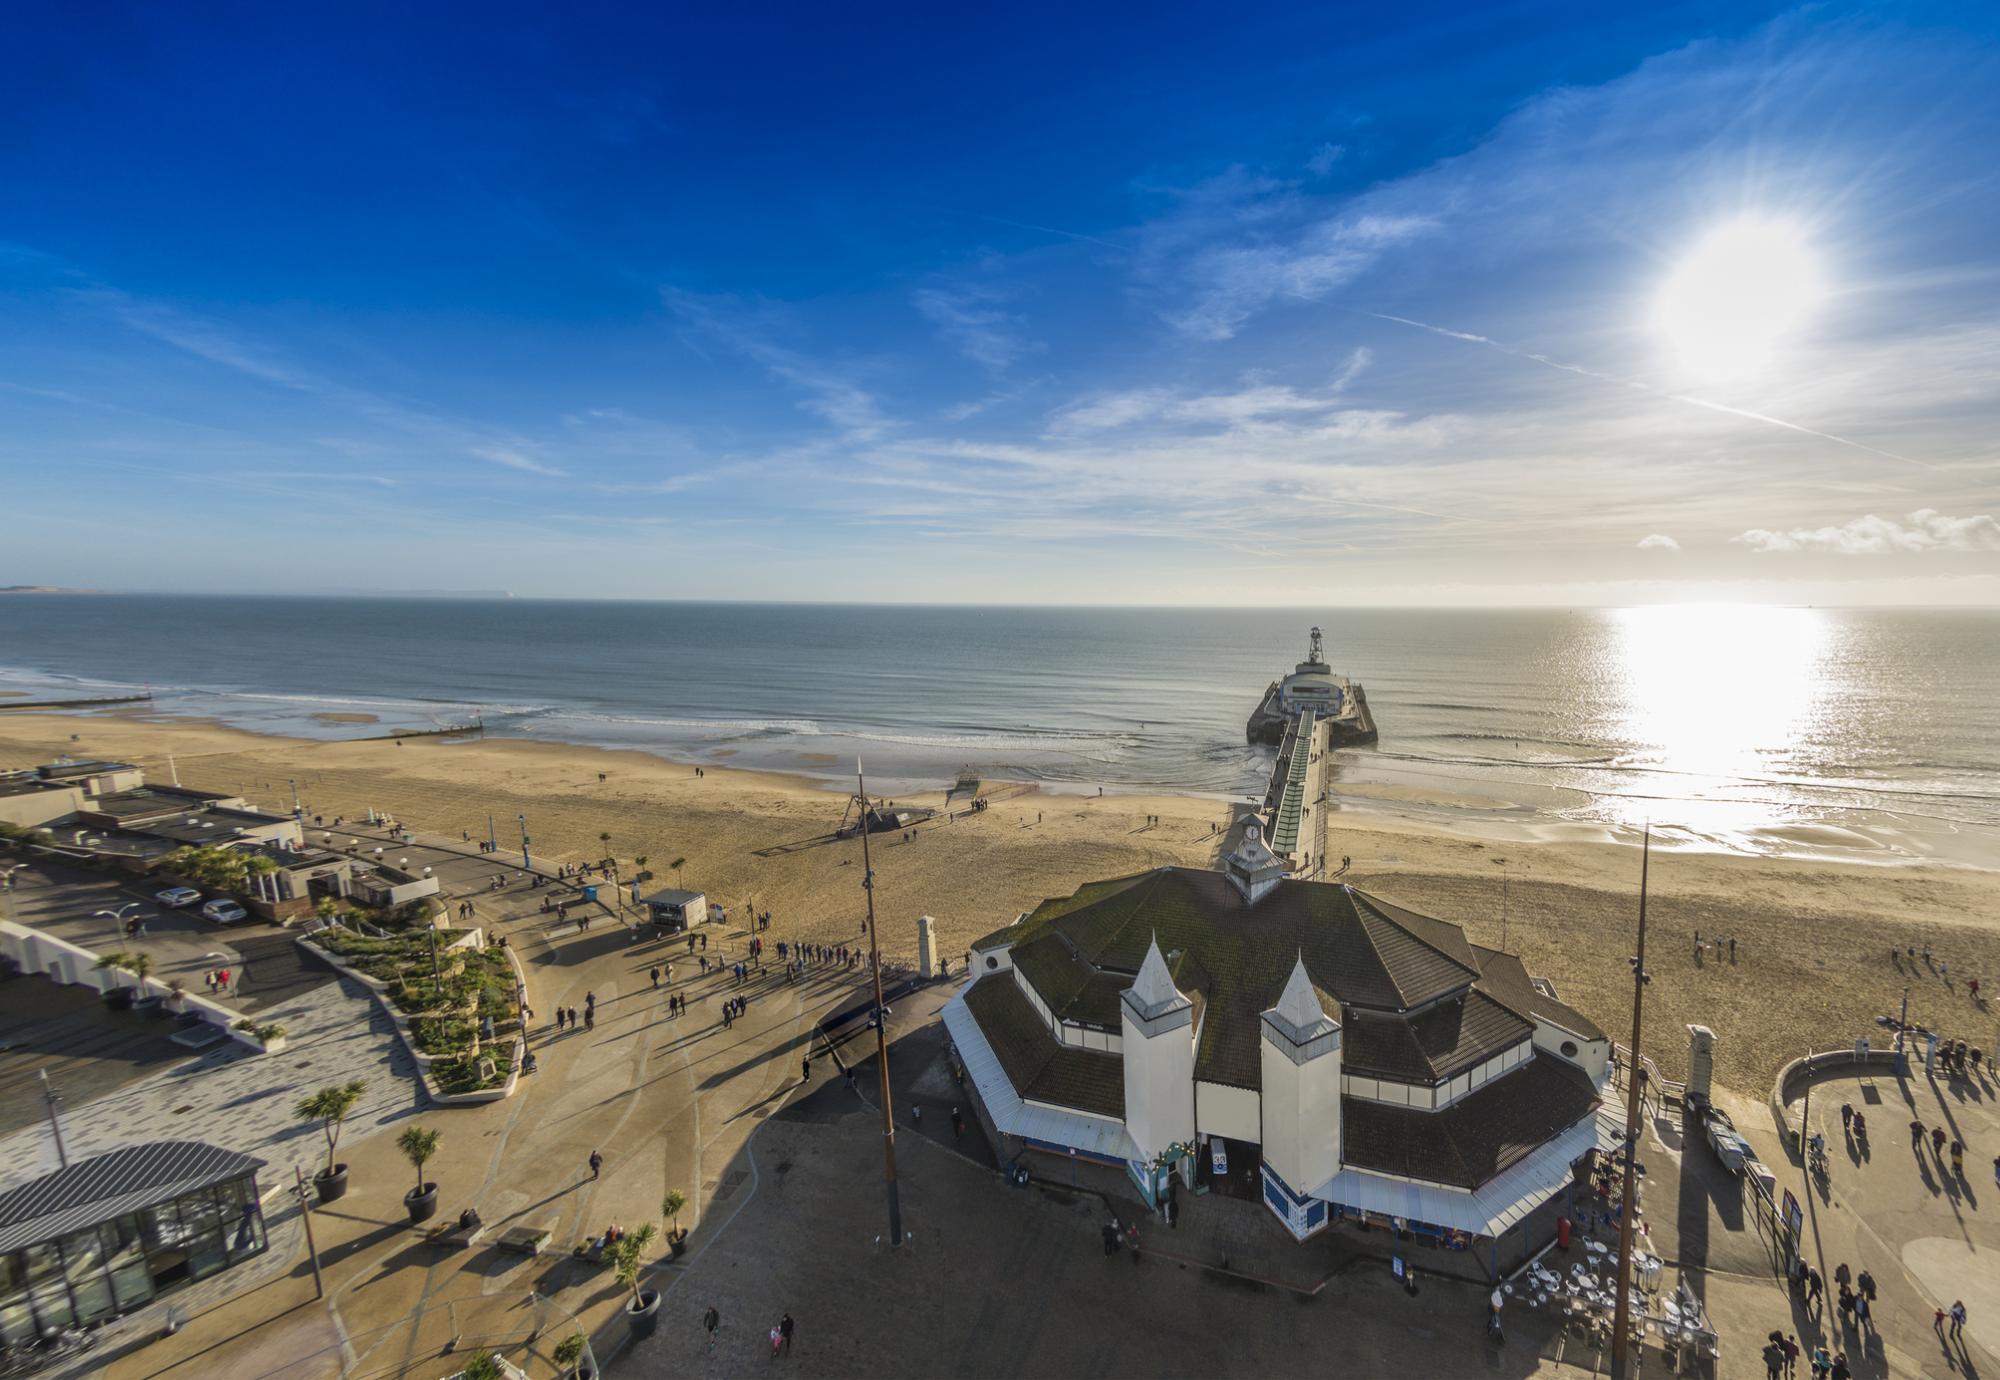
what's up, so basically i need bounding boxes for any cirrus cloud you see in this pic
[1636,533,1680,551]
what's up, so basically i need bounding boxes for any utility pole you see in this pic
[487,814,497,853]
[857,760,902,1248]
[38,1070,68,1168]
[294,1166,325,1299]
[1611,826,1651,1379]
[289,778,302,817]
[519,814,531,871]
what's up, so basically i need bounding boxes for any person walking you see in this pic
[1951,1301,1967,1340]
[801,1054,812,1083]
[1101,1221,1119,1257]
[1782,1333,1799,1378]
[1853,1291,1870,1333]
[1806,1267,1823,1309]
[1911,1117,1926,1149]
[768,1324,782,1359]
[589,1149,604,1180]
[704,1305,720,1352]
[780,1312,794,1355]
[584,1005,595,1031]
[651,965,661,988]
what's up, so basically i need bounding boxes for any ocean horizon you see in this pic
[1,595,1995,868]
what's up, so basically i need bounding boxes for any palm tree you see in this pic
[397,1125,441,1199]
[126,951,155,995]
[669,857,686,886]
[554,1332,588,1378]
[662,1189,687,1241]
[609,1223,658,1308]
[460,1357,505,1380]
[294,1080,367,1179]
[93,951,133,987]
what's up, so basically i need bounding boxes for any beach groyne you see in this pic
[0,693,154,711]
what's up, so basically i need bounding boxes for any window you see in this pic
[1560,1040,1579,1059]
[985,955,998,970]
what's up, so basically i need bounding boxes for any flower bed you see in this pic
[303,925,526,1101]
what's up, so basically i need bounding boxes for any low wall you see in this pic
[298,933,524,1106]
[0,918,264,1049]
[1768,1046,1902,1153]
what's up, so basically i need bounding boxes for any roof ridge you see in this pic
[1351,889,1479,983]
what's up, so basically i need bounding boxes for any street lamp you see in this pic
[95,902,144,945]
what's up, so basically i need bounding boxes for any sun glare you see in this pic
[1654,218,1824,380]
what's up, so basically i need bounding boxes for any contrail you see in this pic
[926,206,1133,254]
[1363,311,1945,472]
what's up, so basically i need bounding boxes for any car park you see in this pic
[200,899,248,925]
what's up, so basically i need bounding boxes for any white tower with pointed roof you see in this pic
[1259,955,1343,1207]
[1120,935,1196,1163]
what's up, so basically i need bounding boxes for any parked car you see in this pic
[156,886,203,908]
[200,899,249,925]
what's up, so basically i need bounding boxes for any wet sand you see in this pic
[2,712,1993,1094]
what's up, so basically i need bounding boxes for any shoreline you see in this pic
[82,700,2000,875]
[3,710,1997,1092]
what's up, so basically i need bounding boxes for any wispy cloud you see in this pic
[1637,533,1681,551]
[912,284,1038,373]
[1734,510,2000,554]
[468,446,568,477]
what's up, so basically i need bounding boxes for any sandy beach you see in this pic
[4,711,1994,1096]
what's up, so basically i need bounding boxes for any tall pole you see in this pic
[294,1166,325,1299]
[857,760,903,1248]
[487,813,497,853]
[1611,826,1651,1379]
[519,814,531,871]
[38,1070,68,1168]
[289,778,302,817]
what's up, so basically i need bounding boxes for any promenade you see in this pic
[1,819,880,1380]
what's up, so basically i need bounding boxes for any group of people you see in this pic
[554,993,595,1032]
[1907,1118,1973,1178]
[1763,1330,1848,1380]
[1691,929,1739,964]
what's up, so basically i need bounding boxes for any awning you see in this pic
[942,990,1140,1162]
[1310,1106,1620,1237]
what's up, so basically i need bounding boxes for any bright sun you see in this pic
[1654,218,1825,380]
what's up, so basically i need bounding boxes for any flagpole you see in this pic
[857,760,903,1247]
[1611,824,1651,1378]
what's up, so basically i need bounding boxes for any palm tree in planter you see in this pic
[633,855,649,883]
[398,1125,442,1223]
[458,1356,505,1380]
[295,1079,367,1202]
[94,952,136,1009]
[553,1332,593,1379]
[662,1190,688,1254]
[609,1222,661,1338]
[125,951,157,1009]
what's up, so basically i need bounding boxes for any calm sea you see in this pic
[1,598,1995,865]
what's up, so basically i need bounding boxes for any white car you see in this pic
[155,886,203,908]
[200,899,249,925]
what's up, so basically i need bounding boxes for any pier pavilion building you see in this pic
[944,825,1617,1276]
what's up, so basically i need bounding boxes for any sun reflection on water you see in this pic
[1600,604,1836,836]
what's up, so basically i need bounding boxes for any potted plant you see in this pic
[294,1079,367,1203]
[662,1191,688,1255]
[553,1332,593,1379]
[398,1125,442,1223]
[457,1356,505,1380]
[609,1223,660,1338]
[94,952,136,1009]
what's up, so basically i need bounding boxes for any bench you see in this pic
[497,1225,551,1256]
[427,1220,486,1249]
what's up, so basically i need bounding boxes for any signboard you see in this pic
[1391,1254,1406,1280]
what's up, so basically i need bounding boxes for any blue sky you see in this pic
[3,0,1998,603]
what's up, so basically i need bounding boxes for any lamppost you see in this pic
[519,815,531,871]
[95,902,144,946]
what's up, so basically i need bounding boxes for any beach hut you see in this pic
[641,887,709,933]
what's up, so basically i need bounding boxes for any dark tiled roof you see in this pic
[1340,1054,1600,1189]
[1005,868,1483,1089]
[1344,992,1531,1082]
[0,1141,266,1255]
[963,976,1126,1121]
[1471,947,1607,1041]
